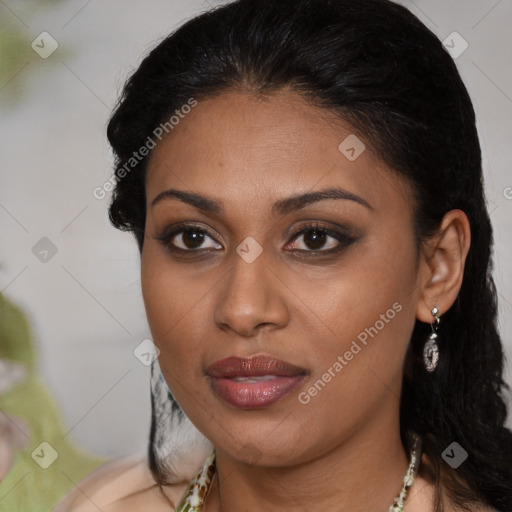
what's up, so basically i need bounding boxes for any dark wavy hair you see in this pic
[106,0,512,510]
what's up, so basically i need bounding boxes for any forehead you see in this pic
[145,89,412,217]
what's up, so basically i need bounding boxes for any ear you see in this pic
[416,209,471,323]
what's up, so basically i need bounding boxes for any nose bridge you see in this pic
[213,245,289,336]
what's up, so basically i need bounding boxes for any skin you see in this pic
[136,88,472,512]
[55,89,486,512]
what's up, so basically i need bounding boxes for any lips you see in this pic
[206,355,307,409]
[206,355,307,378]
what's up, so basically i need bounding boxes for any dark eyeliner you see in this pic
[286,222,358,256]
[153,223,217,254]
[153,221,358,256]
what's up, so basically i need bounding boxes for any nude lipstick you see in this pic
[206,355,307,409]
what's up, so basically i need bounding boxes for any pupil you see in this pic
[305,230,326,250]
[183,230,204,249]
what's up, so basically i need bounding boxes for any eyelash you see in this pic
[153,222,357,258]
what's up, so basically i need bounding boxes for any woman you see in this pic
[55,0,512,510]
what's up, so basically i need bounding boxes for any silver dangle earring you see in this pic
[423,307,440,372]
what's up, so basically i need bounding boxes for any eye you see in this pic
[154,221,357,257]
[154,224,222,253]
[284,223,356,254]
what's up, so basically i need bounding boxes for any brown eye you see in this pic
[154,225,222,252]
[176,228,206,249]
[285,223,356,254]
[154,221,357,258]
[292,229,334,251]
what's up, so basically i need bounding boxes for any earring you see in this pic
[423,306,440,372]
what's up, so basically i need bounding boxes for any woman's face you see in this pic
[141,90,423,466]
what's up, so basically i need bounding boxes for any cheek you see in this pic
[319,240,415,335]
[294,301,416,450]
[306,237,418,386]
[141,248,195,365]
[141,245,219,401]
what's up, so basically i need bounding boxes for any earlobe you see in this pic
[416,209,471,324]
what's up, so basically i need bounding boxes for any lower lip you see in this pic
[209,375,305,409]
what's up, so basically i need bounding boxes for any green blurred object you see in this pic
[0,293,106,511]
[0,0,70,108]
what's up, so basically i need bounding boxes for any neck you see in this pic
[204,414,410,512]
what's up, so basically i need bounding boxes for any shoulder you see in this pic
[53,452,189,512]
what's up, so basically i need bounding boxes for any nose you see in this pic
[213,249,290,338]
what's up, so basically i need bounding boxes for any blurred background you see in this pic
[0,0,511,508]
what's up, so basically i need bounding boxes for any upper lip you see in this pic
[206,355,307,378]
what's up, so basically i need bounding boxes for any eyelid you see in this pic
[285,220,359,242]
[154,220,359,255]
[153,222,222,250]
[285,222,358,254]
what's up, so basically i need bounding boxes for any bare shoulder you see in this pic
[53,452,189,512]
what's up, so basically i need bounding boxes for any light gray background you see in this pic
[1,0,511,458]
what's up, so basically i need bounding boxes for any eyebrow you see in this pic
[150,186,373,215]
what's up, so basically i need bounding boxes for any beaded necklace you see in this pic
[175,432,422,512]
